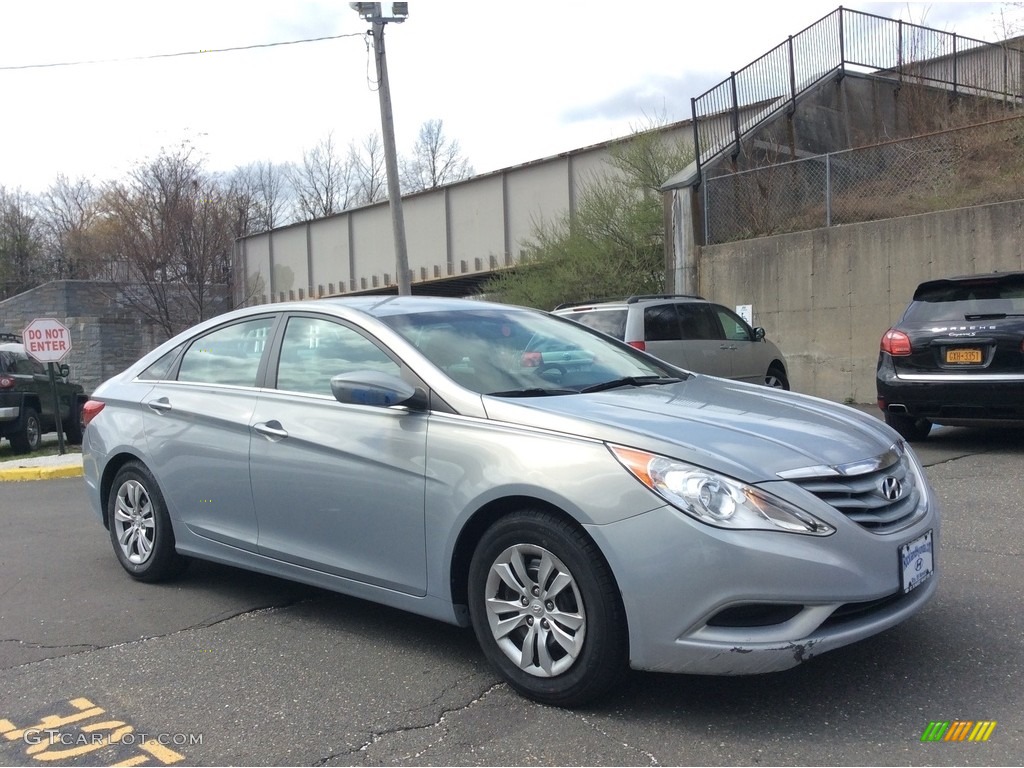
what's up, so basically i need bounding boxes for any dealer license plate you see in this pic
[945,348,982,364]
[900,530,934,593]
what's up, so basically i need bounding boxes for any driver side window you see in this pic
[276,316,400,396]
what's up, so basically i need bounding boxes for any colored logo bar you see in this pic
[921,721,997,742]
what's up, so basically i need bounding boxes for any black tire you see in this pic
[107,461,188,582]
[884,412,932,442]
[467,509,627,707]
[9,406,42,454]
[765,364,790,390]
[64,400,84,445]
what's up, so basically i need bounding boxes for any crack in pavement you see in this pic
[577,712,661,767]
[0,597,309,671]
[312,682,505,766]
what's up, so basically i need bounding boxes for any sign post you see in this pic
[23,318,73,455]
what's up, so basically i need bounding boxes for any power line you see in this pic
[0,32,365,71]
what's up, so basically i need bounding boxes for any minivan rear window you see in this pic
[560,309,628,340]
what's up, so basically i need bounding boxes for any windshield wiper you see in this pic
[487,388,578,397]
[964,313,1024,320]
[580,375,683,393]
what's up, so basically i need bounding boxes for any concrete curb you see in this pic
[0,462,84,482]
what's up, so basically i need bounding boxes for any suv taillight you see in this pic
[881,329,912,356]
[82,400,105,427]
[0,375,14,389]
[627,341,646,352]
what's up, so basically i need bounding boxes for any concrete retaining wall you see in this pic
[698,199,1024,403]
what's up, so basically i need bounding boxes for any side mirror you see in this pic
[330,370,422,408]
[753,327,766,341]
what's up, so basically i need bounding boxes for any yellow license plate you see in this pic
[946,348,982,364]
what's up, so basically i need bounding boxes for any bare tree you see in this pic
[400,119,473,193]
[287,133,355,220]
[95,147,239,337]
[227,160,294,236]
[349,132,388,205]
[0,186,46,299]
[36,175,104,280]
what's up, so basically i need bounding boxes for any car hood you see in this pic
[481,375,899,483]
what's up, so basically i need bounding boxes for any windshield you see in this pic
[380,306,679,395]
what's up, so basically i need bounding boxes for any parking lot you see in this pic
[0,420,1020,766]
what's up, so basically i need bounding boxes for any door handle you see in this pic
[254,421,289,440]
[147,397,172,413]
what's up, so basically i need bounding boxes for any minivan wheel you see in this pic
[884,412,932,442]
[108,462,188,582]
[467,509,627,707]
[765,365,790,390]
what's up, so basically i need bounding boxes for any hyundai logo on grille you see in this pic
[880,476,903,501]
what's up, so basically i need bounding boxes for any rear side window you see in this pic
[644,305,681,341]
[177,318,275,386]
[0,346,44,375]
[677,304,722,340]
[561,309,628,340]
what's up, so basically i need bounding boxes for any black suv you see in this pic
[877,271,1024,441]
[0,333,87,453]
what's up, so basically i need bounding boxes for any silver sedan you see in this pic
[82,296,938,706]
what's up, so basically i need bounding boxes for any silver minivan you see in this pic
[554,294,790,389]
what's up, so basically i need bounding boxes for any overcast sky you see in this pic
[0,1,1013,194]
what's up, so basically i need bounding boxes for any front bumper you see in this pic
[586,500,939,675]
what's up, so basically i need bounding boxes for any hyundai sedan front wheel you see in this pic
[467,509,627,707]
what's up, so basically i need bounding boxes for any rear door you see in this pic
[649,303,732,378]
[897,274,1024,381]
[142,315,275,553]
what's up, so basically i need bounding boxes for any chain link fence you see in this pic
[703,114,1024,245]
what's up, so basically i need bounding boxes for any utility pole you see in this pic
[351,2,411,295]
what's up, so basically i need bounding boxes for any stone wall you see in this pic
[0,281,228,394]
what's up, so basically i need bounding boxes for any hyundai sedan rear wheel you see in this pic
[468,509,627,707]
[108,462,188,582]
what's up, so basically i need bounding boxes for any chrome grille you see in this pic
[781,444,927,534]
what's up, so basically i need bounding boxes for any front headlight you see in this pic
[610,445,835,536]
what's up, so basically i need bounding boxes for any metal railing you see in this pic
[702,115,1024,245]
[691,7,1024,184]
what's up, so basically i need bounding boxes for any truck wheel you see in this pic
[10,406,42,454]
[64,400,85,445]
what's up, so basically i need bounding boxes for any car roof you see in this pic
[553,294,707,311]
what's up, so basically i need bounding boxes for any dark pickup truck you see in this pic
[0,332,87,453]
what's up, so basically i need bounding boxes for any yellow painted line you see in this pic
[0,464,83,482]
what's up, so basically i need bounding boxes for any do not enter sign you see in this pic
[23,318,73,363]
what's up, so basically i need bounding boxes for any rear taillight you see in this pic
[0,375,14,389]
[82,400,105,428]
[627,340,646,351]
[881,329,912,356]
